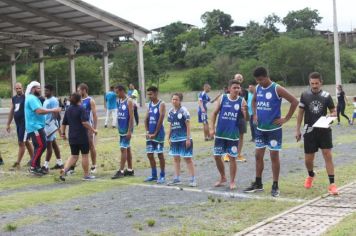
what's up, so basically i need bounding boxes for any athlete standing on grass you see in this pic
[167,93,196,187]
[111,85,135,179]
[144,86,166,184]
[6,82,34,169]
[210,80,246,190]
[60,93,97,181]
[244,67,298,197]
[296,72,339,195]
[42,84,63,173]
[104,86,118,129]
[77,83,98,173]
[25,81,61,176]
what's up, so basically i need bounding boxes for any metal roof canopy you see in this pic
[0,0,149,106]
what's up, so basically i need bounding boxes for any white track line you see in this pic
[134,183,306,203]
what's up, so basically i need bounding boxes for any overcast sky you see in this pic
[84,0,355,32]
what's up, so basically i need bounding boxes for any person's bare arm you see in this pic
[127,99,134,139]
[198,99,206,113]
[144,108,149,134]
[82,121,98,134]
[151,102,166,139]
[60,124,67,139]
[211,93,222,103]
[35,107,61,115]
[6,101,14,133]
[329,107,337,117]
[274,86,298,125]
[252,90,257,124]
[241,99,247,120]
[210,96,222,137]
[295,108,305,142]
[90,99,98,130]
[167,121,172,146]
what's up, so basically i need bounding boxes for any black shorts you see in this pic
[239,119,247,134]
[303,128,333,154]
[16,123,28,142]
[70,143,90,155]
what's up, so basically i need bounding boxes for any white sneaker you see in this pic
[189,181,197,187]
[90,166,97,174]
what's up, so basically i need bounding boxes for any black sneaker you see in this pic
[104,125,107,128]
[111,170,125,179]
[50,164,64,170]
[124,169,134,176]
[0,157,4,165]
[244,182,264,193]
[29,167,43,176]
[41,166,49,175]
[271,185,280,197]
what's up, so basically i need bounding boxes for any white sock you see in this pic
[44,161,49,168]
[127,168,132,171]
[56,159,63,165]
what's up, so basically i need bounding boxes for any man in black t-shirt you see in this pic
[6,83,34,169]
[296,72,338,195]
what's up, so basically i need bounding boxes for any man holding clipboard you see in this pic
[296,72,339,195]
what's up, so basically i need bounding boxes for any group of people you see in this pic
[3,66,352,197]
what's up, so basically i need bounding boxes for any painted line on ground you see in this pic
[134,183,306,203]
[234,181,356,236]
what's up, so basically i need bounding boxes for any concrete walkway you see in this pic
[237,181,356,236]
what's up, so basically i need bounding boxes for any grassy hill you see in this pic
[158,69,190,93]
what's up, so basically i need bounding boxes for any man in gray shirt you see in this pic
[296,72,338,195]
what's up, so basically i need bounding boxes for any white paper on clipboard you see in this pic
[312,116,337,128]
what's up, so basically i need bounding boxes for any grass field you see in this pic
[158,70,190,93]
[324,212,356,236]
[1,104,356,235]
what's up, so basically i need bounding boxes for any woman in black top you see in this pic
[59,93,98,181]
[336,85,351,125]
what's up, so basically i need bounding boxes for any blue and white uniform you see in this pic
[168,106,193,158]
[117,98,133,148]
[255,82,282,151]
[214,94,243,158]
[146,100,165,154]
[81,97,93,126]
[44,96,59,141]
[198,91,210,124]
[353,102,356,119]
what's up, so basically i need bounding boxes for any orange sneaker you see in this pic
[304,176,314,189]
[328,184,339,195]
[223,154,230,162]
[237,155,247,162]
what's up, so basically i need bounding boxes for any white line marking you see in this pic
[134,183,306,203]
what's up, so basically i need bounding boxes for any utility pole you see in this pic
[333,0,342,95]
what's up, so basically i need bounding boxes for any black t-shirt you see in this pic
[12,95,25,125]
[299,89,335,126]
[62,105,89,144]
[337,91,345,104]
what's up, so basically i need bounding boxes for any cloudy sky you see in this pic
[84,0,355,32]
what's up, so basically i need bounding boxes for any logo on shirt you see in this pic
[234,104,240,111]
[154,108,158,114]
[309,100,323,114]
[266,92,272,100]
[231,146,237,153]
[122,105,127,111]
[270,140,278,147]
[177,113,183,119]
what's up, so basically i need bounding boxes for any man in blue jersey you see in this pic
[198,83,212,141]
[144,86,166,184]
[24,81,61,175]
[244,67,298,197]
[77,83,98,173]
[104,86,117,128]
[6,82,34,169]
[210,80,246,190]
[112,85,135,179]
[42,84,63,173]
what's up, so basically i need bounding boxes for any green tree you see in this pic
[184,46,216,68]
[282,8,322,33]
[201,9,233,40]
[184,66,218,90]
[264,13,281,34]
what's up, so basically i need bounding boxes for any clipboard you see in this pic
[312,116,337,128]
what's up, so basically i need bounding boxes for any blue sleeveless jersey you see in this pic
[215,94,242,140]
[148,100,165,142]
[117,98,131,136]
[198,91,210,112]
[81,97,93,125]
[256,82,282,131]
[167,106,191,142]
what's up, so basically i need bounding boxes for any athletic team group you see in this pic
[4,66,356,197]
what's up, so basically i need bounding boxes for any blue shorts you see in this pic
[198,111,208,124]
[119,135,131,149]
[353,112,356,119]
[255,128,282,151]
[214,138,239,158]
[146,140,164,154]
[47,133,56,142]
[16,123,28,142]
[169,140,193,158]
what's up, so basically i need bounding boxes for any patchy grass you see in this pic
[324,212,356,236]
[1,216,45,233]
[158,70,191,93]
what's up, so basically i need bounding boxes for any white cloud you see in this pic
[85,0,355,31]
